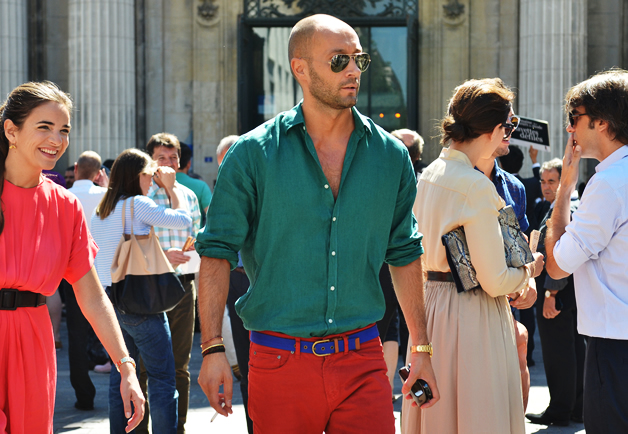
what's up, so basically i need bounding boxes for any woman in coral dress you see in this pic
[0,82,145,433]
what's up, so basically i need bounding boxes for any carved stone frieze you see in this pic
[197,0,220,26]
[442,0,465,26]
[244,0,416,20]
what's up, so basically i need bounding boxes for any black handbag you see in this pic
[109,197,185,315]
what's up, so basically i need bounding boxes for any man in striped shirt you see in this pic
[142,132,202,434]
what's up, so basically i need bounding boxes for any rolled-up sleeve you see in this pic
[554,179,618,274]
[195,140,257,270]
[385,153,424,267]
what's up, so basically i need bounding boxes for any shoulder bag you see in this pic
[109,197,185,314]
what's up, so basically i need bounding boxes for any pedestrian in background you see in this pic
[91,148,191,434]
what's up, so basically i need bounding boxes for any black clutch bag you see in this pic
[441,205,534,293]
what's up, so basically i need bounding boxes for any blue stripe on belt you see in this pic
[250,324,379,356]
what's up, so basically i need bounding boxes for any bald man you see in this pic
[391,128,426,176]
[196,14,438,432]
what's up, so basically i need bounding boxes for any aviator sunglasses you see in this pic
[501,115,519,140]
[329,53,371,73]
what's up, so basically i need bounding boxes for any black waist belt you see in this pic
[178,274,196,284]
[0,289,47,310]
[427,271,454,282]
[250,324,379,357]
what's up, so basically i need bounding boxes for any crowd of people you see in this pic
[1,12,627,434]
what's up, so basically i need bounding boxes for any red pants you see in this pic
[248,328,394,434]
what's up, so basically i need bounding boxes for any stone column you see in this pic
[0,0,28,98]
[191,0,241,185]
[68,0,136,163]
[518,0,587,169]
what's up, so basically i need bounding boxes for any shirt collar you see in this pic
[595,145,628,173]
[284,101,373,137]
[440,147,473,168]
[70,179,96,189]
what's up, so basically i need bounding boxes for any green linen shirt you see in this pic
[196,103,423,338]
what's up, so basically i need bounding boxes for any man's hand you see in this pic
[165,248,191,266]
[402,352,440,409]
[510,277,537,309]
[529,146,538,164]
[198,352,234,417]
[119,364,146,432]
[543,295,561,319]
[530,252,545,278]
[153,166,177,191]
[560,134,581,192]
[94,168,109,187]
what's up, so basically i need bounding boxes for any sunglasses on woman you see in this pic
[329,53,371,73]
[502,115,519,140]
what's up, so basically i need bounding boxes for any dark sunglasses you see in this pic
[329,53,371,73]
[568,111,587,127]
[501,115,519,140]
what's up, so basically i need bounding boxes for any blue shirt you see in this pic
[196,103,423,337]
[491,161,529,232]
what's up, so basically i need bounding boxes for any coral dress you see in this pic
[0,177,97,434]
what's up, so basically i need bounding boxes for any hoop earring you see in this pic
[9,144,16,149]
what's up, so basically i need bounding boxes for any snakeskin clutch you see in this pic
[441,205,534,293]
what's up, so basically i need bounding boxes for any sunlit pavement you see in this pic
[53,317,585,433]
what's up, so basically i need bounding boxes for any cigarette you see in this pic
[210,402,226,422]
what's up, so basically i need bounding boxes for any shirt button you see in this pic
[330,286,335,291]
[328,319,333,323]
[324,184,329,189]
[331,251,336,256]
[332,217,337,222]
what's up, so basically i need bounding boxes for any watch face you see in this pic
[545,290,551,298]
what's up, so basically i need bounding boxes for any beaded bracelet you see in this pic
[202,344,226,357]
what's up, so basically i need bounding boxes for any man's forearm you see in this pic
[546,186,572,279]
[389,257,429,345]
[198,257,231,340]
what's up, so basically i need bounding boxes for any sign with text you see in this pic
[510,116,550,149]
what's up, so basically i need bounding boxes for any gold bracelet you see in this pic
[410,343,433,357]
[200,337,224,352]
[200,342,225,352]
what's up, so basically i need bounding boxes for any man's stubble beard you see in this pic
[308,63,360,110]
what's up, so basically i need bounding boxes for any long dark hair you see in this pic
[0,81,72,235]
[95,148,156,219]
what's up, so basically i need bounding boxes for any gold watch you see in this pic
[411,343,433,357]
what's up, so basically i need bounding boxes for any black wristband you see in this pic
[202,345,226,357]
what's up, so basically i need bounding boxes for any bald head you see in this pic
[75,151,103,180]
[288,14,357,61]
[391,129,424,162]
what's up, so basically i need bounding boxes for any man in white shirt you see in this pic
[69,151,108,229]
[65,150,108,410]
[546,69,628,433]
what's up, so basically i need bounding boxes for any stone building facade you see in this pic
[2,0,627,185]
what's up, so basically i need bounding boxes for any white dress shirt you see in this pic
[554,145,628,339]
[68,179,107,231]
